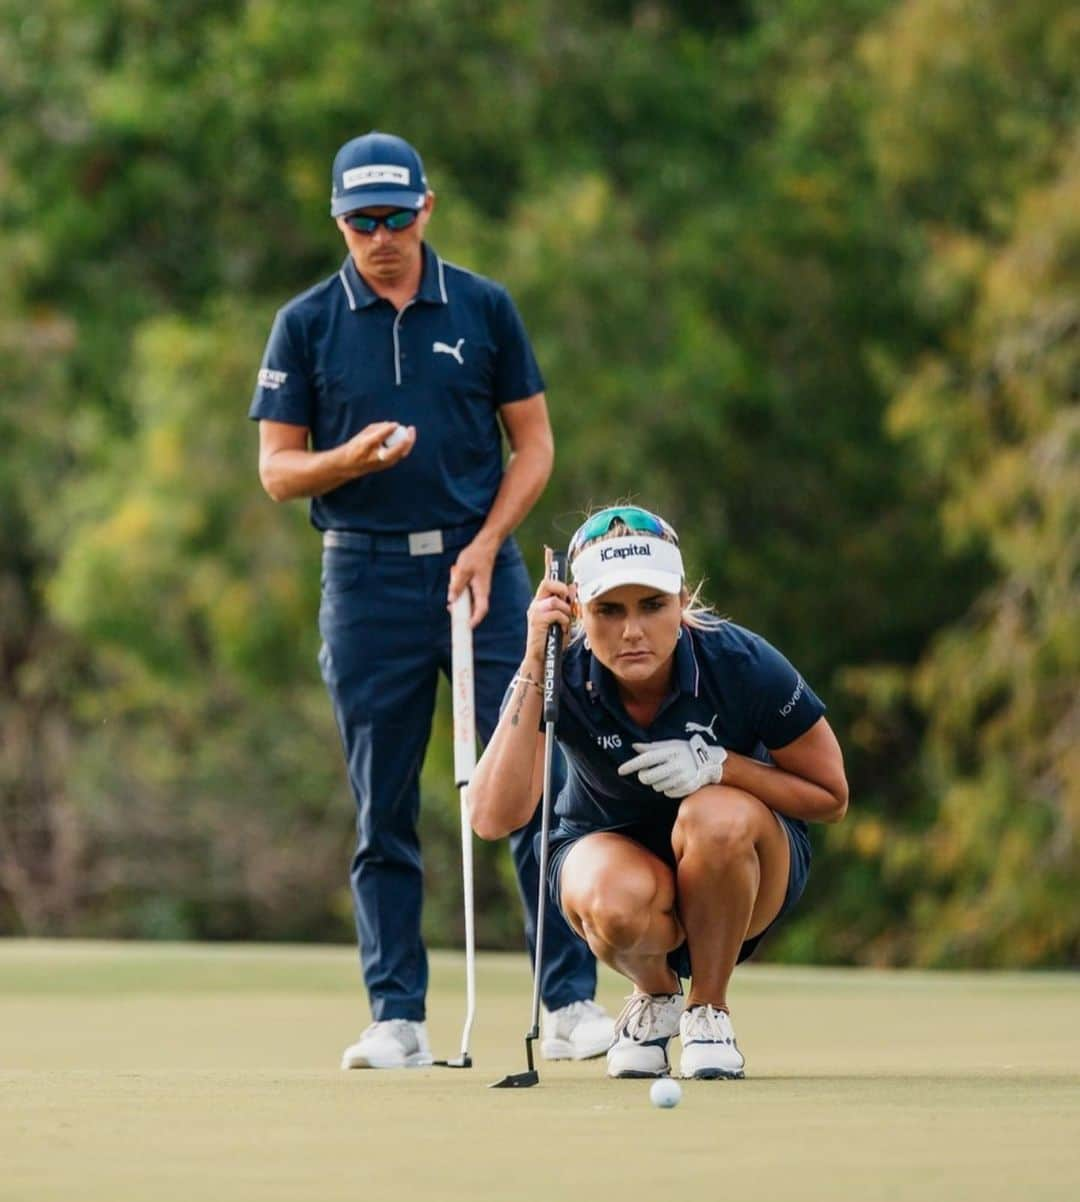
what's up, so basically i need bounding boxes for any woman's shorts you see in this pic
[546,809,811,978]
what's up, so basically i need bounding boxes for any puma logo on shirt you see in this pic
[433,338,465,365]
[685,714,718,740]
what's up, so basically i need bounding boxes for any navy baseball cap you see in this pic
[330,132,429,216]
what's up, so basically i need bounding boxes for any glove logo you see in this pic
[689,733,714,766]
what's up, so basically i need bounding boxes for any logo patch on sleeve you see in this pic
[779,676,806,717]
[258,368,288,390]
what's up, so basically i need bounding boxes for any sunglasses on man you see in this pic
[343,208,421,234]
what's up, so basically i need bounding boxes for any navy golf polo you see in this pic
[552,622,826,835]
[248,244,544,532]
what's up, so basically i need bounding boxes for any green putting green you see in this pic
[1,940,1077,1202]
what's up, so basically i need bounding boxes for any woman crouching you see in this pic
[469,505,848,1079]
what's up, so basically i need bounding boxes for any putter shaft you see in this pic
[490,549,567,1090]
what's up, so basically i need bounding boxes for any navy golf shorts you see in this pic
[546,808,811,978]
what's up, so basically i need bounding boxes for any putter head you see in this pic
[432,1055,472,1069]
[489,1033,539,1087]
[489,1069,539,1089]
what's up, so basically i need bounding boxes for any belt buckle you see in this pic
[408,529,444,556]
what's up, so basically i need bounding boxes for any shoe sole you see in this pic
[681,1067,744,1080]
[341,1053,433,1070]
[608,1069,671,1079]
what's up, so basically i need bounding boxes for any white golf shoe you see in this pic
[541,999,615,1061]
[606,990,684,1078]
[340,1020,433,1070]
[678,1004,745,1079]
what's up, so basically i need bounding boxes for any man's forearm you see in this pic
[474,439,553,548]
[260,445,360,502]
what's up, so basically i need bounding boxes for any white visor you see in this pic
[571,536,684,604]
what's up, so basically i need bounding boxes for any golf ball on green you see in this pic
[650,1079,682,1108]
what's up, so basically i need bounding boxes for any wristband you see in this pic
[511,673,543,697]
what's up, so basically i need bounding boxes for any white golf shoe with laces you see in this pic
[678,1004,745,1079]
[340,1019,433,1070]
[541,999,615,1061]
[605,990,685,1078]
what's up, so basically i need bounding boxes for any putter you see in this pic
[432,589,477,1069]
[491,548,568,1089]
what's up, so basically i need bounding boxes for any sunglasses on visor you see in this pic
[568,506,679,560]
[343,208,421,234]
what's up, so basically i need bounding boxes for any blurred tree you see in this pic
[44,312,350,939]
[829,0,1080,965]
[883,154,1080,965]
[1,0,1074,964]
[0,306,86,933]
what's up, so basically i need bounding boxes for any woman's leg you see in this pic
[560,831,687,1077]
[671,785,791,1011]
[559,832,683,996]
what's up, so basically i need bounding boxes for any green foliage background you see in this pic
[1,0,1076,965]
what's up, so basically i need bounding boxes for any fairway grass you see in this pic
[2,941,1078,1202]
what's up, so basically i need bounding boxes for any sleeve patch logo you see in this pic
[342,165,410,189]
[779,676,806,717]
[258,368,288,390]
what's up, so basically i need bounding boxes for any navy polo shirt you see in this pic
[552,622,826,835]
[248,244,545,532]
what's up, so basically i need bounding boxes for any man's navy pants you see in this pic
[318,527,596,1022]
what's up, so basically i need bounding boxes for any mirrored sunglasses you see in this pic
[568,506,679,560]
[343,208,420,234]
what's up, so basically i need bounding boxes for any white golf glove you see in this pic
[617,735,728,799]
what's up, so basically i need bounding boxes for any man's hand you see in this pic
[617,736,728,799]
[340,421,416,475]
[448,535,500,627]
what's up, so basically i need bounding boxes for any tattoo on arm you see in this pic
[510,682,527,727]
[508,672,541,728]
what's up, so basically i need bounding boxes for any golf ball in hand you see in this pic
[650,1079,682,1109]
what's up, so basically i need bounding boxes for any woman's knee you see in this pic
[673,788,761,861]
[564,862,669,951]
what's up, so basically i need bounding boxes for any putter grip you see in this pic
[543,551,568,724]
[450,591,476,785]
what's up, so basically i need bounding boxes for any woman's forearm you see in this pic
[468,664,546,840]
[721,752,848,823]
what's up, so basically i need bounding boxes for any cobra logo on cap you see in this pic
[342,165,410,188]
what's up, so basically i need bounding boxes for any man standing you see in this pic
[250,131,611,1069]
